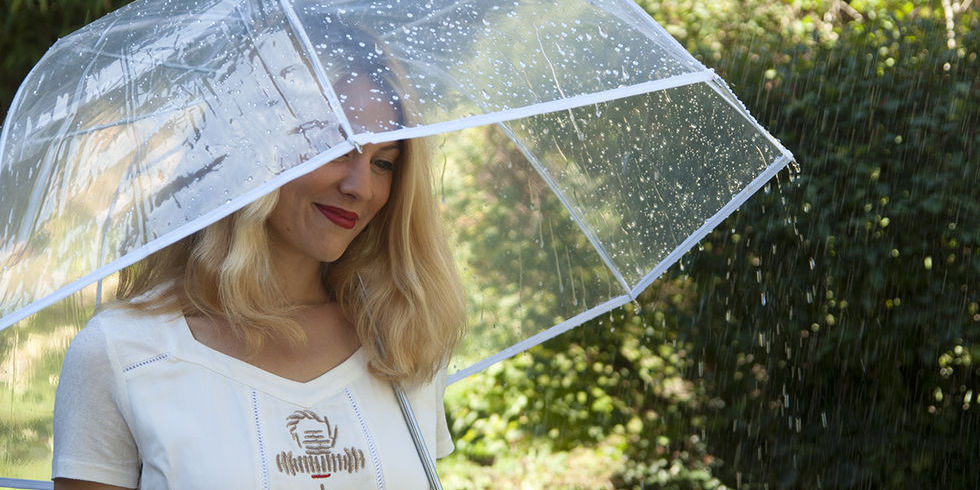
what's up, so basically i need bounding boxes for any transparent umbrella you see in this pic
[0,0,792,485]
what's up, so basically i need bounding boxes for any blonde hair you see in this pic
[117,135,464,384]
[117,20,463,384]
[327,137,465,383]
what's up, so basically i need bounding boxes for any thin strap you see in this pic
[391,381,444,490]
[358,274,443,489]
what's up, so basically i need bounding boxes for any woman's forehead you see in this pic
[335,74,402,134]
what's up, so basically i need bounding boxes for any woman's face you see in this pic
[266,76,402,266]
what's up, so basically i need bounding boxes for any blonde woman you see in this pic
[50,43,465,488]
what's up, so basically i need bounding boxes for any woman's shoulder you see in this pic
[87,301,181,333]
[80,302,185,363]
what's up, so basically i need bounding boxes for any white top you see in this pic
[52,306,453,489]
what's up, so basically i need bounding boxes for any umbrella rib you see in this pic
[495,122,633,296]
[231,1,306,131]
[617,0,708,73]
[275,0,359,150]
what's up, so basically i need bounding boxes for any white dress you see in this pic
[52,306,453,489]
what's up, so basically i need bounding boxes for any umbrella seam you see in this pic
[275,0,359,151]
[0,70,714,332]
[703,77,796,159]
[495,122,633,295]
[347,70,716,146]
[448,293,632,384]
[630,153,794,298]
[76,47,218,75]
[94,48,148,306]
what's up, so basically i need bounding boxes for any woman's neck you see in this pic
[270,252,329,307]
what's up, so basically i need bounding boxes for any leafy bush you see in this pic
[1,0,138,117]
[445,1,978,488]
[684,6,979,488]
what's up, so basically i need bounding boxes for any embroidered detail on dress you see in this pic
[122,353,170,372]
[345,388,385,490]
[252,390,271,490]
[274,408,367,480]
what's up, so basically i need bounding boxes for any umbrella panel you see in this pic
[1,0,727,329]
[504,80,787,287]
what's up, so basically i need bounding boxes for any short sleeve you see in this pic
[53,317,140,488]
[434,367,454,458]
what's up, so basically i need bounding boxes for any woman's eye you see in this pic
[372,159,396,172]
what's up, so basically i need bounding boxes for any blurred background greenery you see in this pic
[2,0,978,488]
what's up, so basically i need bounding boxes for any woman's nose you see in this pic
[337,152,374,200]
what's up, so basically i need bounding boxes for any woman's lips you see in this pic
[315,204,357,230]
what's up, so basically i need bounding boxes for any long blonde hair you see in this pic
[117,135,465,384]
[118,19,464,384]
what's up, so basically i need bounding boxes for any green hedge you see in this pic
[684,7,979,488]
[2,0,140,117]
[446,1,978,488]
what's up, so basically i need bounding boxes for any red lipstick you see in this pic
[315,204,357,230]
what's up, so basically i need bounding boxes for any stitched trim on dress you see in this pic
[122,353,171,372]
[252,390,271,490]
[345,388,385,490]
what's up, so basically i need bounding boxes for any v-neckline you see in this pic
[174,315,367,404]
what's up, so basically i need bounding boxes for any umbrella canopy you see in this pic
[0,0,792,483]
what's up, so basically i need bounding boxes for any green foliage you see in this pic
[447,278,725,489]
[681,5,979,487]
[0,0,137,118]
[446,1,978,489]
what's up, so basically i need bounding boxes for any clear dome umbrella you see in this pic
[0,0,793,486]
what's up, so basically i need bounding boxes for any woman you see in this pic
[50,31,465,489]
